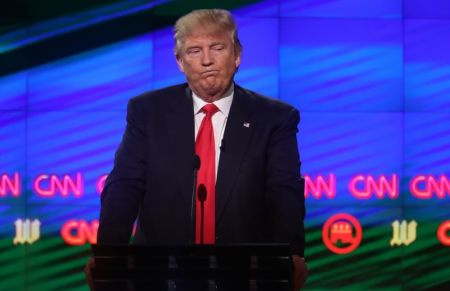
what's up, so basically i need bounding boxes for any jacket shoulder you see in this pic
[129,83,189,106]
[236,85,298,115]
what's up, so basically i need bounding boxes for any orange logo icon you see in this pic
[323,213,362,254]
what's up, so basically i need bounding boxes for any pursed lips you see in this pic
[201,70,218,77]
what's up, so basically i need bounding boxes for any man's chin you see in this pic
[200,82,221,95]
[189,80,228,100]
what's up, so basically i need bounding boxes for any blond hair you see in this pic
[174,9,242,56]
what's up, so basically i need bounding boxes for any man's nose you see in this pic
[201,50,213,66]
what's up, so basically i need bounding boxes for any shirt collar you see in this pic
[192,83,234,117]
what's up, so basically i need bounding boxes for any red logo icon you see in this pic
[437,220,450,246]
[33,173,83,197]
[0,173,21,197]
[410,175,450,199]
[305,174,336,199]
[349,174,399,199]
[61,219,98,246]
[323,213,362,254]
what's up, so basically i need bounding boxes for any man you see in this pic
[97,9,307,290]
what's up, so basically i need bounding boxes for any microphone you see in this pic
[197,184,207,202]
[220,139,226,152]
[197,184,207,244]
[190,155,201,243]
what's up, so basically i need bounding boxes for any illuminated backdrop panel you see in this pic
[280,0,402,19]
[300,112,403,207]
[404,20,450,112]
[280,18,403,112]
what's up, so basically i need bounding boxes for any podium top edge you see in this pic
[91,243,291,257]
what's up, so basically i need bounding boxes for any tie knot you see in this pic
[201,103,219,116]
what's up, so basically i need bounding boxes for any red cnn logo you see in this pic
[0,173,21,197]
[410,175,450,199]
[33,173,83,197]
[437,221,450,246]
[61,219,98,246]
[305,174,336,199]
[349,174,398,199]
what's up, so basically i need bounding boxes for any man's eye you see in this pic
[187,48,201,55]
[212,45,225,51]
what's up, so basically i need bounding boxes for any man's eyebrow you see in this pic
[185,45,202,50]
[210,42,227,48]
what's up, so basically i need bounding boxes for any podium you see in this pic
[87,244,292,291]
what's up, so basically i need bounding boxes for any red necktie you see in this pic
[195,103,219,244]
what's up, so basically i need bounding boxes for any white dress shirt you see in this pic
[193,85,234,178]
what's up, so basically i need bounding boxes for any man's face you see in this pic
[176,28,241,102]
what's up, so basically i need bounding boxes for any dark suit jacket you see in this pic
[98,83,305,256]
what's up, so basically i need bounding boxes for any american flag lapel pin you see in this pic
[243,122,250,128]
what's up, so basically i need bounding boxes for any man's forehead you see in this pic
[182,25,232,41]
[184,31,231,43]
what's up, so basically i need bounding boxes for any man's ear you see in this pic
[176,54,185,73]
[234,51,241,69]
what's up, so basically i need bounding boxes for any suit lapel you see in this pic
[163,84,256,228]
[165,85,195,204]
[216,85,255,223]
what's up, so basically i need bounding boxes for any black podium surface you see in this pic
[88,244,292,291]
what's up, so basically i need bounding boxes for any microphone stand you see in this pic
[191,155,200,244]
[197,184,207,245]
[200,200,204,245]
